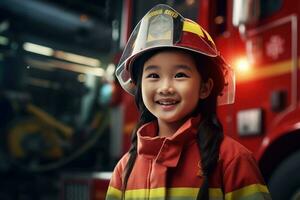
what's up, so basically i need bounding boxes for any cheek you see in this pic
[181,84,201,108]
[141,82,146,100]
[141,82,152,103]
[180,82,200,98]
[141,88,147,104]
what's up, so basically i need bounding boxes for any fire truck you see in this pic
[11,0,300,200]
[217,0,300,199]
[60,0,300,199]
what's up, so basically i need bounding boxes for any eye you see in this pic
[146,73,159,78]
[175,72,189,78]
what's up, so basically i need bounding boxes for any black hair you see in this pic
[121,47,225,200]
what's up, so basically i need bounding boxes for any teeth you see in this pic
[158,101,177,105]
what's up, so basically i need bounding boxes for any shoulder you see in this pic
[114,152,130,174]
[108,153,130,190]
[219,135,262,180]
[219,135,253,163]
[219,136,267,186]
[218,137,271,198]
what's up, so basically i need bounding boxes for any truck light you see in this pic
[236,57,251,73]
[237,108,264,136]
[234,57,253,81]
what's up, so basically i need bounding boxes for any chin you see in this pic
[157,115,183,123]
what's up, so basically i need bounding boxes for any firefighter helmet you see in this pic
[115,4,235,105]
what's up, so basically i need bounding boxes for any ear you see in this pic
[199,78,214,99]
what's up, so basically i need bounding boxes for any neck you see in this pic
[157,118,187,137]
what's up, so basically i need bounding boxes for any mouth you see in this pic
[155,99,179,106]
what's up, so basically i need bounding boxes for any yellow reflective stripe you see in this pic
[107,187,224,199]
[125,188,146,198]
[125,187,163,198]
[225,184,269,200]
[169,187,223,198]
[106,186,122,199]
[237,59,291,82]
[151,187,166,197]
[183,21,205,38]
[209,188,224,198]
[237,58,300,82]
[168,187,198,197]
[183,21,215,45]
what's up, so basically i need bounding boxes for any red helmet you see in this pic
[116,4,235,105]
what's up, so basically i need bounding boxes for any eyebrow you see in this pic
[175,64,193,71]
[144,64,193,71]
[144,65,159,71]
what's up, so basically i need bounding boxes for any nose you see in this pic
[157,79,175,95]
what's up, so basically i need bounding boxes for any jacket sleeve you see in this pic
[223,153,272,200]
[105,154,128,200]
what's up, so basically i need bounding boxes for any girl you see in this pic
[106,4,271,200]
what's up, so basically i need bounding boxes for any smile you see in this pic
[156,100,179,105]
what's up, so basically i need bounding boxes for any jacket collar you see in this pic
[137,116,201,167]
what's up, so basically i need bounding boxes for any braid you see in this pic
[196,111,224,200]
[121,126,137,200]
[192,53,225,200]
[121,54,156,199]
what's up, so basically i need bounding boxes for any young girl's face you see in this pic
[141,50,202,128]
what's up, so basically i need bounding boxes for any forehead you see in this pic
[143,49,197,69]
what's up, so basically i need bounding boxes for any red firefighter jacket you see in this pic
[106,116,271,200]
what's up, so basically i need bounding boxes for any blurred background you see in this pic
[0,0,299,200]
